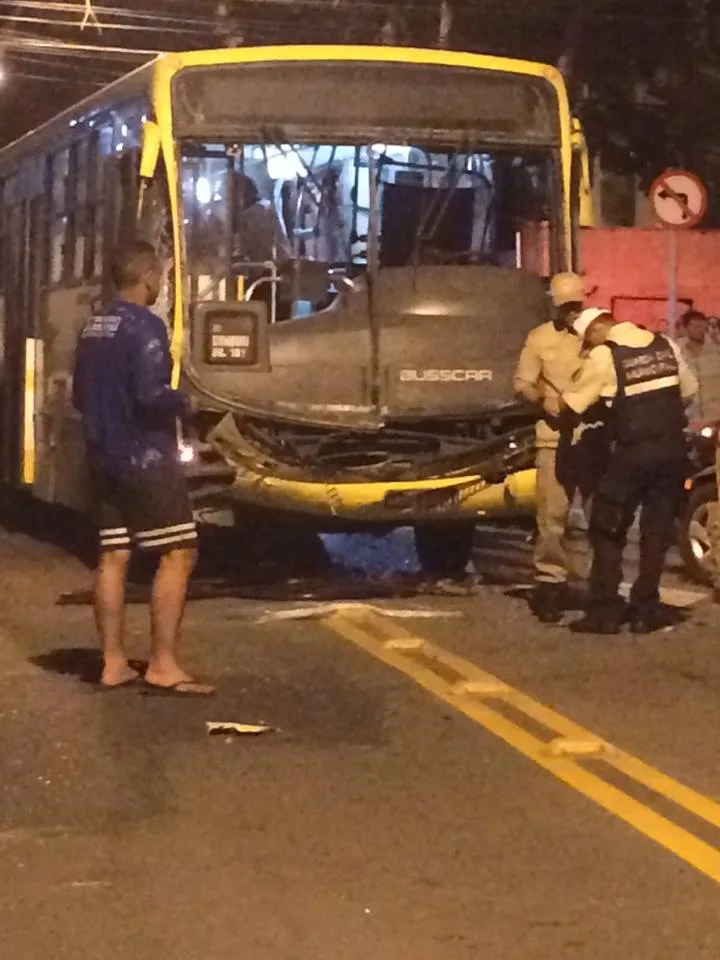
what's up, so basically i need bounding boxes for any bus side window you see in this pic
[113,101,147,248]
[83,131,101,280]
[49,149,70,285]
[0,178,5,370]
[68,139,86,281]
[137,158,172,253]
[0,179,4,302]
[118,151,140,245]
[96,121,116,277]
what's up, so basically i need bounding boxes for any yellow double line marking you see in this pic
[328,610,720,884]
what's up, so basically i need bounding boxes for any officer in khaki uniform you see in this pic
[514,275,607,622]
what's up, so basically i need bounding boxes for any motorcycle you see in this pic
[679,422,718,585]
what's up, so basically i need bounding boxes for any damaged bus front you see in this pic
[142,47,579,573]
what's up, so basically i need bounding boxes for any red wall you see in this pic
[581,227,720,333]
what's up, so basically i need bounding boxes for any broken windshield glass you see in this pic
[179,140,558,318]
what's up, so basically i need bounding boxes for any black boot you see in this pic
[570,605,622,635]
[530,583,566,624]
[629,604,681,634]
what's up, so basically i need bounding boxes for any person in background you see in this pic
[554,309,697,634]
[708,316,720,347]
[681,311,720,600]
[73,240,214,695]
[677,312,720,602]
[233,172,292,265]
[514,274,607,624]
[674,309,720,424]
[233,172,294,319]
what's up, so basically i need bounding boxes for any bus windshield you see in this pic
[180,139,559,310]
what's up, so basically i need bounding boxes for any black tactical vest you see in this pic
[608,335,687,449]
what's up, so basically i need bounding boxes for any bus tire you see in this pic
[414,521,475,579]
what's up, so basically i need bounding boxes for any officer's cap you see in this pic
[573,307,612,339]
[550,272,585,307]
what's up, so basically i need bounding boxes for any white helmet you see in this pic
[572,307,612,339]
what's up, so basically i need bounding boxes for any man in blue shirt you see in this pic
[73,240,213,695]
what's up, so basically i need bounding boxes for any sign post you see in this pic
[668,231,679,337]
[649,169,708,338]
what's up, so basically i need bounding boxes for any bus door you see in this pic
[22,195,45,489]
[1,195,44,488]
[1,202,26,485]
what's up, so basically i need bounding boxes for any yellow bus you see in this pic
[0,45,591,574]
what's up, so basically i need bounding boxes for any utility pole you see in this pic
[438,0,452,48]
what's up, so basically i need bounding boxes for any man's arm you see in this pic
[667,338,699,403]
[560,345,614,415]
[128,322,189,418]
[513,336,543,405]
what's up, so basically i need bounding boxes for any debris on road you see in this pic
[254,601,463,624]
[206,722,274,736]
[56,573,481,606]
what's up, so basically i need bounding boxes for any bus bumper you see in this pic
[225,466,538,523]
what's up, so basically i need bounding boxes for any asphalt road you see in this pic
[0,519,718,959]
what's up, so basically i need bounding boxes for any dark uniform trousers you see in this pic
[585,332,690,618]
[587,442,687,614]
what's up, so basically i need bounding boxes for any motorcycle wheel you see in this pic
[678,482,717,586]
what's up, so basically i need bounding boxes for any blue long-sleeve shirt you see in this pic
[73,300,188,477]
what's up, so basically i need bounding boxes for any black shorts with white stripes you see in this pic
[93,461,198,554]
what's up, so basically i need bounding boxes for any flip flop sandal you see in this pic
[142,680,216,698]
[96,676,141,693]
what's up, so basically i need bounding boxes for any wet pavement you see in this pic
[0,517,718,958]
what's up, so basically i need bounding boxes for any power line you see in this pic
[0,0,216,23]
[0,34,161,53]
[11,47,119,65]
[0,13,208,31]
[0,32,147,55]
[0,0,701,22]
[10,51,123,77]
[11,68,103,82]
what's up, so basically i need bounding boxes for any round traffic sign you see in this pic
[649,169,708,228]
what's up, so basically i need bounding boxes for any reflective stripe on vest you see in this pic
[611,335,679,395]
[623,374,681,397]
[608,335,686,448]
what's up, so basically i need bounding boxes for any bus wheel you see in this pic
[413,522,475,579]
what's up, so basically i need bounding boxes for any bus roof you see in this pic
[0,57,157,172]
[0,45,565,173]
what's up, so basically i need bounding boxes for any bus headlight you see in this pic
[178,443,196,464]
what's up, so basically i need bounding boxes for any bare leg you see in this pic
[95,549,137,686]
[145,547,212,691]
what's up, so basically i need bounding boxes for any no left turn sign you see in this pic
[649,169,708,228]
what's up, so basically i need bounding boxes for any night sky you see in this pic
[0,0,588,144]
[0,0,715,205]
